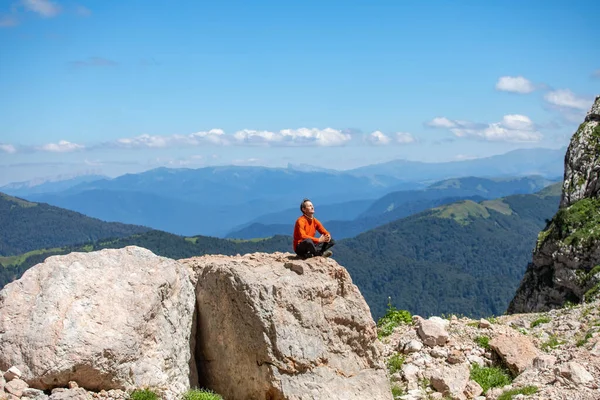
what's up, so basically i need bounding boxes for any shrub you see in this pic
[390,385,404,397]
[530,316,550,328]
[469,364,512,393]
[377,300,412,338]
[182,388,224,400]
[130,389,158,400]
[576,332,593,347]
[497,385,538,400]
[387,353,406,374]
[474,335,490,349]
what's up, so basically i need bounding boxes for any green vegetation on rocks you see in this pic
[182,389,224,400]
[376,301,412,338]
[537,197,600,250]
[129,389,158,400]
[469,364,512,393]
[497,386,538,400]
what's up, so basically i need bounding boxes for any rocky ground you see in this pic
[380,299,600,399]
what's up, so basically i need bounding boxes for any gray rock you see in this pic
[557,362,594,385]
[430,363,469,400]
[182,252,392,400]
[489,334,538,375]
[4,367,22,382]
[417,319,449,347]
[0,247,196,398]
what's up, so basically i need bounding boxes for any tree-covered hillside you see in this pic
[333,190,561,319]
[0,193,150,256]
[0,231,292,289]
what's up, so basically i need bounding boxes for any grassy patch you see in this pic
[387,353,406,375]
[0,247,64,267]
[376,301,412,338]
[474,335,490,349]
[390,385,404,397]
[541,335,564,352]
[435,200,491,225]
[182,388,224,400]
[545,197,600,249]
[576,332,593,347]
[530,316,550,328]
[497,386,538,400]
[470,364,512,393]
[130,389,158,400]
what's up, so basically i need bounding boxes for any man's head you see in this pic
[300,198,315,218]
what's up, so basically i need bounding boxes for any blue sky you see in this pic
[0,0,599,186]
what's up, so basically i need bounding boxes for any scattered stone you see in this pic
[417,318,449,347]
[489,334,538,374]
[4,379,28,397]
[533,354,557,369]
[431,347,448,359]
[557,362,594,385]
[430,364,469,400]
[68,381,78,389]
[478,319,491,329]
[404,340,423,354]
[4,367,22,382]
[447,350,465,364]
[463,380,483,399]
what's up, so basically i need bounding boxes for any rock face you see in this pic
[181,252,392,400]
[508,95,600,313]
[0,246,196,397]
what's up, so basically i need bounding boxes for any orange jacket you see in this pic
[293,215,329,251]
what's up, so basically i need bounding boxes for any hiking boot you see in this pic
[322,250,333,258]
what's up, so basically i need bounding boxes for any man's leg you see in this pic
[316,239,336,256]
[295,239,319,259]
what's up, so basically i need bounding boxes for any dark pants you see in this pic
[295,238,336,259]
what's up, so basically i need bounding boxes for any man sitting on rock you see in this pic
[293,198,335,259]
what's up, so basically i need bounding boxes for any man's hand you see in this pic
[319,234,331,243]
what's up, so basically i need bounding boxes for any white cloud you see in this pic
[40,140,84,152]
[495,76,535,94]
[544,89,591,110]
[0,15,18,27]
[0,144,17,153]
[22,0,60,17]
[427,117,456,128]
[233,127,350,146]
[113,129,229,149]
[367,131,391,145]
[451,114,542,142]
[395,132,416,144]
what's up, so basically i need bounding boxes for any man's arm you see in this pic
[297,219,319,243]
[314,219,330,238]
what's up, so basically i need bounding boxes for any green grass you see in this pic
[530,316,550,328]
[497,386,538,400]
[576,332,593,347]
[541,335,564,352]
[376,301,412,338]
[390,385,404,397]
[434,200,491,225]
[226,237,272,243]
[474,335,490,349]
[470,364,512,393]
[130,389,158,400]
[182,388,224,400]
[0,247,64,267]
[480,199,513,215]
[546,197,600,248]
[387,353,406,375]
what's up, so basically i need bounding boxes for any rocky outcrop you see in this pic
[381,300,600,399]
[508,95,600,313]
[0,247,197,398]
[181,252,392,400]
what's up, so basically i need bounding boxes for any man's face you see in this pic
[303,201,315,217]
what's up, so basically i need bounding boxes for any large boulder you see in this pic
[181,252,392,400]
[0,246,196,397]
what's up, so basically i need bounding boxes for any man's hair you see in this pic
[300,198,311,212]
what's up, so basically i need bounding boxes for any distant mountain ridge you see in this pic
[227,176,559,239]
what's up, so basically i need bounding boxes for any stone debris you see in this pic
[381,298,600,400]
